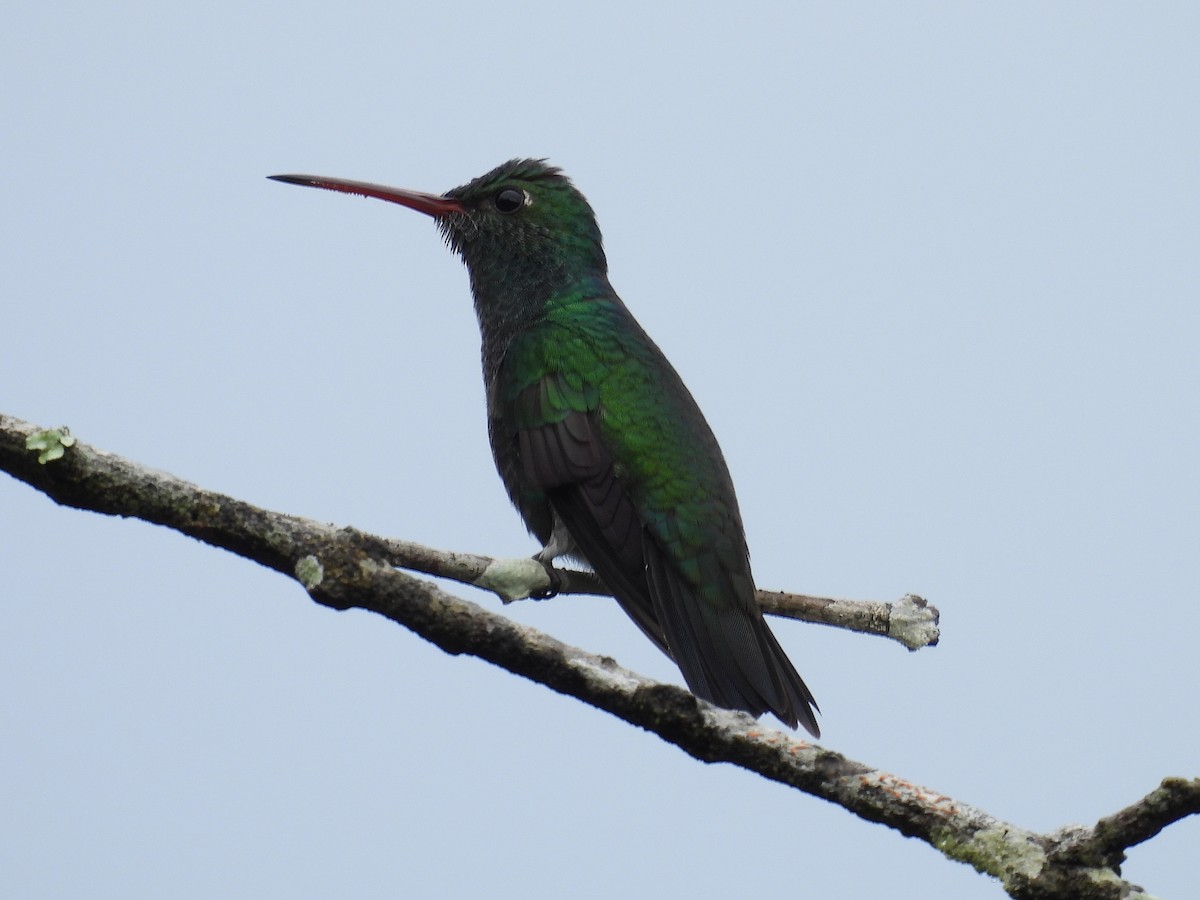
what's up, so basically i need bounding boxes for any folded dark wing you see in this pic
[515,374,668,654]
[513,372,819,735]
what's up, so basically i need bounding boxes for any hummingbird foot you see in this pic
[530,555,562,599]
[528,514,572,598]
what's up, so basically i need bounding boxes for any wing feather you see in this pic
[509,370,819,734]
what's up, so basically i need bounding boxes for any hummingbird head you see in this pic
[270,159,609,315]
[438,158,606,282]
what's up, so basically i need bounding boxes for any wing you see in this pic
[512,372,670,655]
[493,304,819,734]
[508,368,819,735]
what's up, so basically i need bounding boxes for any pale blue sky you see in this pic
[2,4,1197,897]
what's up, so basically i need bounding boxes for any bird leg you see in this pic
[529,555,563,599]
[530,514,574,599]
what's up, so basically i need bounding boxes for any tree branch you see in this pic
[1049,778,1200,868]
[345,530,939,650]
[1,413,1193,899]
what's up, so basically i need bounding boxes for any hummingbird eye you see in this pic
[493,187,527,214]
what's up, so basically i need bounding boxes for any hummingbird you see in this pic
[269,160,820,735]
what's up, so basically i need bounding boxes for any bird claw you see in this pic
[530,556,562,599]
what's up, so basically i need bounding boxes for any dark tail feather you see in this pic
[644,536,820,736]
[535,424,819,734]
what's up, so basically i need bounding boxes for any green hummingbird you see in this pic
[270,160,820,735]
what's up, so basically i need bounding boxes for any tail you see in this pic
[644,534,820,736]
